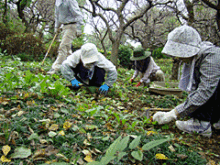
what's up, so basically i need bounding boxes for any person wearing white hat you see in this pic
[130,47,165,87]
[61,43,117,95]
[153,25,220,138]
[47,0,84,75]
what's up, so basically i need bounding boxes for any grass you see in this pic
[0,54,211,164]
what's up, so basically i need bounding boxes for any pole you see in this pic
[41,32,58,66]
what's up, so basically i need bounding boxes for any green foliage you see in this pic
[118,45,133,68]
[152,47,169,59]
[88,135,173,164]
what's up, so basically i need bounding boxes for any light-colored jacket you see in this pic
[176,43,220,118]
[61,50,117,87]
[55,0,83,30]
[132,57,160,83]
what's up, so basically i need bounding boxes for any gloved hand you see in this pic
[99,84,109,95]
[135,82,141,87]
[71,79,80,89]
[130,78,134,83]
[153,109,178,125]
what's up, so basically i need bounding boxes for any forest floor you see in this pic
[0,57,219,165]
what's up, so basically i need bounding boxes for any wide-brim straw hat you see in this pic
[130,47,151,61]
[162,25,201,58]
[81,43,99,64]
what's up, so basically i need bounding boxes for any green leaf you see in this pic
[11,147,32,159]
[28,133,39,140]
[118,136,130,152]
[100,156,116,165]
[142,138,172,151]
[131,150,143,161]
[129,136,141,150]
[87,161,100,165]
[117,152,127,161]
[106,136,122,156]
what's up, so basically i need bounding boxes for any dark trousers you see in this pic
[72,63,105,87]
[189,79,220,124]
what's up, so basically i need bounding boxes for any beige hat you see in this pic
[162,25,201,58]
[81,43,99,64]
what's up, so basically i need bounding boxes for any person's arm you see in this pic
[176,51,220,118]
[96,55,117,87]
[61,50,81,81]
[69,0,84,24]
[140,57,153,83]
[54,5,61,32]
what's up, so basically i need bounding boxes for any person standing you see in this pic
[153,25,220,138]
[47,0,84,75]
[130,47,165,87]
[61,43,117,95]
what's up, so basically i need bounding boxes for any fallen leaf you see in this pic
[146,131,157,136]
[32,149,45,159]
[40,139,48,144]
[10,147,31,159]
[17,111,25,117]
[58,130,65,136]
[87,133,92,141]
[49,124,59,131]
[56,153,69,162]
[63,121,72,130]
[2,145,11,156]
[155,153,168,160]
[206,160,217,165]
[48,131,57,137]
[0,155,11,162]
[168,145,176,152]
[83,139,91,146]
[84,155,94,162]
[176,154,188,160]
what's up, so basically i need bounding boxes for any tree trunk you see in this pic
[3,0,8,24]
[171,58,181,80]
[110,41,120,68]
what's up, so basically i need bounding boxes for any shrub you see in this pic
[3,33,45,61]
[152,47,169,59]
[118,45,133,68]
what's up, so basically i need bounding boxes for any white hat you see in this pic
[81,43,99,64]
[162,25,201,58]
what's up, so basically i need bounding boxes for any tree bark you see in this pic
[3,0,8,24]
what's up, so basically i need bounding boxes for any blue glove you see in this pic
[99,84,109,95]
[71,79,80,89]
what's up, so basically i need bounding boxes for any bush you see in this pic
[3,33,45,61]
[152,47,170,59]
[118,45,133,68]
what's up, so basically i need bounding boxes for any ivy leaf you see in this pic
[2,145,11,156]
[129,136,141,150]
[11,147,31,159]
[131,150,143,161]
[142,138,171,151]
[118,136,130,152]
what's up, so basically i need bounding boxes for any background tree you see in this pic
[81,0,153,67]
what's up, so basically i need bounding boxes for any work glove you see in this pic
[153,109,178,125]
[135,81,141,87]
[71,79,80,89]
[99,84,109,95]
[130,78,134,83]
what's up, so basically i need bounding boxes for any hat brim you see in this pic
[82,56,98,64]
[162,40,200,58]
[130,51,151,61]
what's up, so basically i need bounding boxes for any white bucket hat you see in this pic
[162,25,201,58]
[81,43,99,64]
